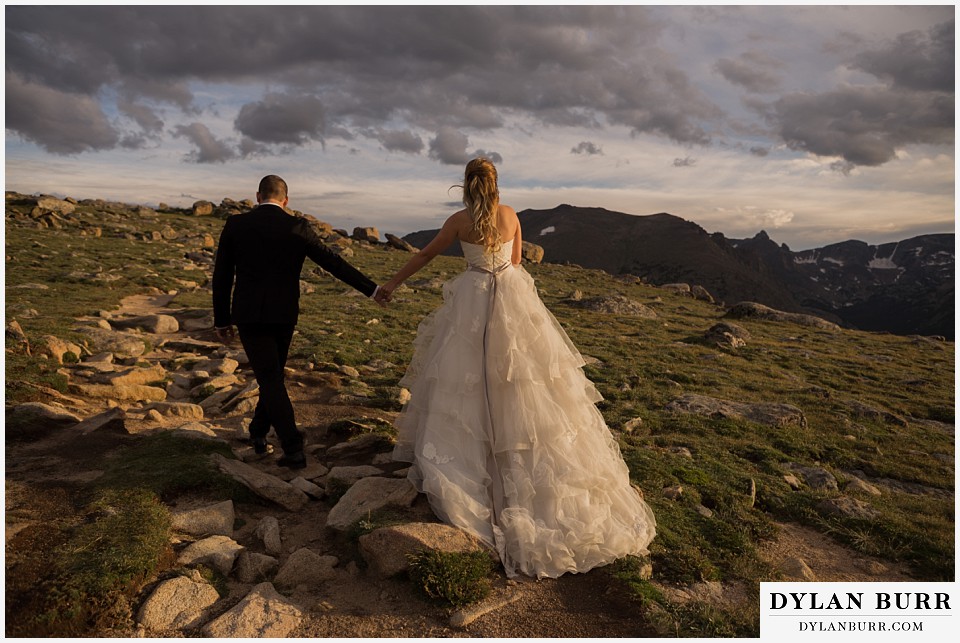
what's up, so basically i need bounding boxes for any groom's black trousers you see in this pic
[236,322,303,456]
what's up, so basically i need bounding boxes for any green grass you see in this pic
[94,432,256,503]
[12,488,172,637]
[408,549,494,608]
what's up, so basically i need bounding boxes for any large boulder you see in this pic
[273,548,338,588]
[352,226,380,243]
[177,535,244,575]
[358,522,487,579]
[36,196,76,215]
[192,200,215,216]
[385,233,418,252]
[136,574,220,632]
[201,583,303,638]
[41,335,83,364]
[521,241,544,263]
[235,551,280,583]
[704,322,750,349]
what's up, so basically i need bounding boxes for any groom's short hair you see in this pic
[258,175,288,201]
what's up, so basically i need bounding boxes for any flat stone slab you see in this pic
[725,301,840,331]
[144,401,205,420]
[72,383,167,403]
[201,582,303,638]
[159,337,222,354]
[72,407,128,435]
[666,393,807,428]
[326,432,396,460]
[211,454,308,511]
[326,476,418,531]
[10,402,83,428]
[75,326,147,358]
[171,500,235,538]
[326,465,384,487]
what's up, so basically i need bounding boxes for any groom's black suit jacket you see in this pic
[212,203,377,328]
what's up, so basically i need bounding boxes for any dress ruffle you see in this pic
[393,240,656,579]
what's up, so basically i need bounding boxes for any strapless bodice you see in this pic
[461,238,514,271]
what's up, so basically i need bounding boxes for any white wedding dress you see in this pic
[393,239,656,579]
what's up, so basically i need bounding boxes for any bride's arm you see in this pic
[378,215,460,300]
[511,211,523,266]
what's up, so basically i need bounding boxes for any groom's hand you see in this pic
[215,325,236,343]
[372,285,392,306]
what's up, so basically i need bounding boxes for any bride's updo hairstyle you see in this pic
[461,157,501,253]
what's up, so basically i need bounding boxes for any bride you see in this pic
[377,158,656,579]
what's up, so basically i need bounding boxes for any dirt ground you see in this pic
[3,293,919,637]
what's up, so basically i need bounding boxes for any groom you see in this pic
[212,175,383,469]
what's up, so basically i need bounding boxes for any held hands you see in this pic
[373,282,396,306]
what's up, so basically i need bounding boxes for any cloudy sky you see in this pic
[4,4,954,250]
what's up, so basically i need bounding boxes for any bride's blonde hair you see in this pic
[460,157,501,253]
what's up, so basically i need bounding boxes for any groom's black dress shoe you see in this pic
[252,439,274,456]
[278,452,307,469]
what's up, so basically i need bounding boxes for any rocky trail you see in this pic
[5,291,917,638]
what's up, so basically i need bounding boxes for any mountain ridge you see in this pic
[403,205,954,338]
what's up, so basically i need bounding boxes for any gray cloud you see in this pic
[118,98,164,134]
[172,123,235,163]
[239,137,270,158]
[373,129,424,154]
[749,146,769,157]
[4,5,952,171]
[474,150,504,165]
[673,156,697,167]
[6,6,719,157]
[714,52,782,93]
[429,127,470,165]
[571,141,603,155]
[851,19,954,92]
[235,93,326,145]
[5,73,119,154]
[771,86,953,166]
[427,128,503,165]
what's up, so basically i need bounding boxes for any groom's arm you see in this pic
[212,219,236,328]
[296,219,378,298]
